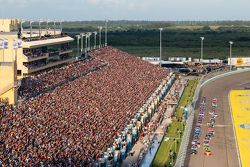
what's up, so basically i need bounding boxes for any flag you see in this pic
[0,40,4,49]
[13,40,18,49]
[3,39,8,49]
[17,39,22,48]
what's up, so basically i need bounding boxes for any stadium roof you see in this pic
[22,36,74,48]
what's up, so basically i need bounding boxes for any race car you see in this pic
[204,137,211,142]
[212,98,217,103]
[210,114,218,119]
[199,113,205,117]
[193,134,200,140]
[198,119,203,124]
[204,150,212,156]
[195,130,201,136]
[196,124,202,128]
[191,145,198,150]
[208,124,214,128]
[208,127,215,132]
[212,103,217,108]
[208,131,215,137]
[191,149,197,155]
[203,145,210,151]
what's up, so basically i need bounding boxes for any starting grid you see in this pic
[230,90,250,167]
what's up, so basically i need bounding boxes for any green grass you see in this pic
[152,121,183,167]
[175,79,199,119]
[152,78,199,167]
[66,25,250,60]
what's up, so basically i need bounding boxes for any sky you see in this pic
[0,0,250,21]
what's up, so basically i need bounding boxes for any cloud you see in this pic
[86,0,122,6]
[1,0,250,21]
[86,0,149,10]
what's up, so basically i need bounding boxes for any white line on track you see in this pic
[228,91,242,167]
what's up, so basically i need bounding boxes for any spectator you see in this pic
[0,47,169,166]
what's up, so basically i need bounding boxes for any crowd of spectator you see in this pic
[23,48,44,59]
[19,58,107,99]
[60,44,71,52]
[0,47,169,166]
[23,61,47,70]
[135,77,186,166]
[165,78,187,105]
[23,44,71,60]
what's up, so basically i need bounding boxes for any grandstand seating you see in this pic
[0,47,169,166]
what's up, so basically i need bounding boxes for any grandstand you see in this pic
[0,19,74,78]
[0,46,171,166]
[0,19,74,104]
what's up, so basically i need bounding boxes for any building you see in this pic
[0,61,17,105]
[168,57,187,62]
[0,18,74,104]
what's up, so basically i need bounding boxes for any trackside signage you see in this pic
[228,58,250,67]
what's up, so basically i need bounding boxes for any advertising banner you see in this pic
[228,58,250,67]
[0,40,4,49]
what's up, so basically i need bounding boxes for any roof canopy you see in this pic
[22,36,74,48]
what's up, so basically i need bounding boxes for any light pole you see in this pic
[85,35,88,54]
[53,20,56,37]
[229,41,233,71]
[46,20,50,35]
[60,20,63,33]
[29,20,33,40]
[159,28,163,67]
[200,37,205,63]
[87,32,92,51]
[76,35,80,57]
[80,33,86,55]
[105,20,108,46]
[39,20,42,38]
[93,31,97,49]
[21,20,25,33]
[98,26,103,48]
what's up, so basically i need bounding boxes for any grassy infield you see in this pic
[152,78,199,167]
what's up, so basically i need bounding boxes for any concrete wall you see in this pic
[0,62,17,104]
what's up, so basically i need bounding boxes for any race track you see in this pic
[185,71,250,167]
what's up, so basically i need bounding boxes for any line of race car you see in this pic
[191,97,218,156]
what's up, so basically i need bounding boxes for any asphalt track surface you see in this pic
[185,71,250,167]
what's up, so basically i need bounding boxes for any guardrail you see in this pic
[200,68,250,88]
[175,68,250,167]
